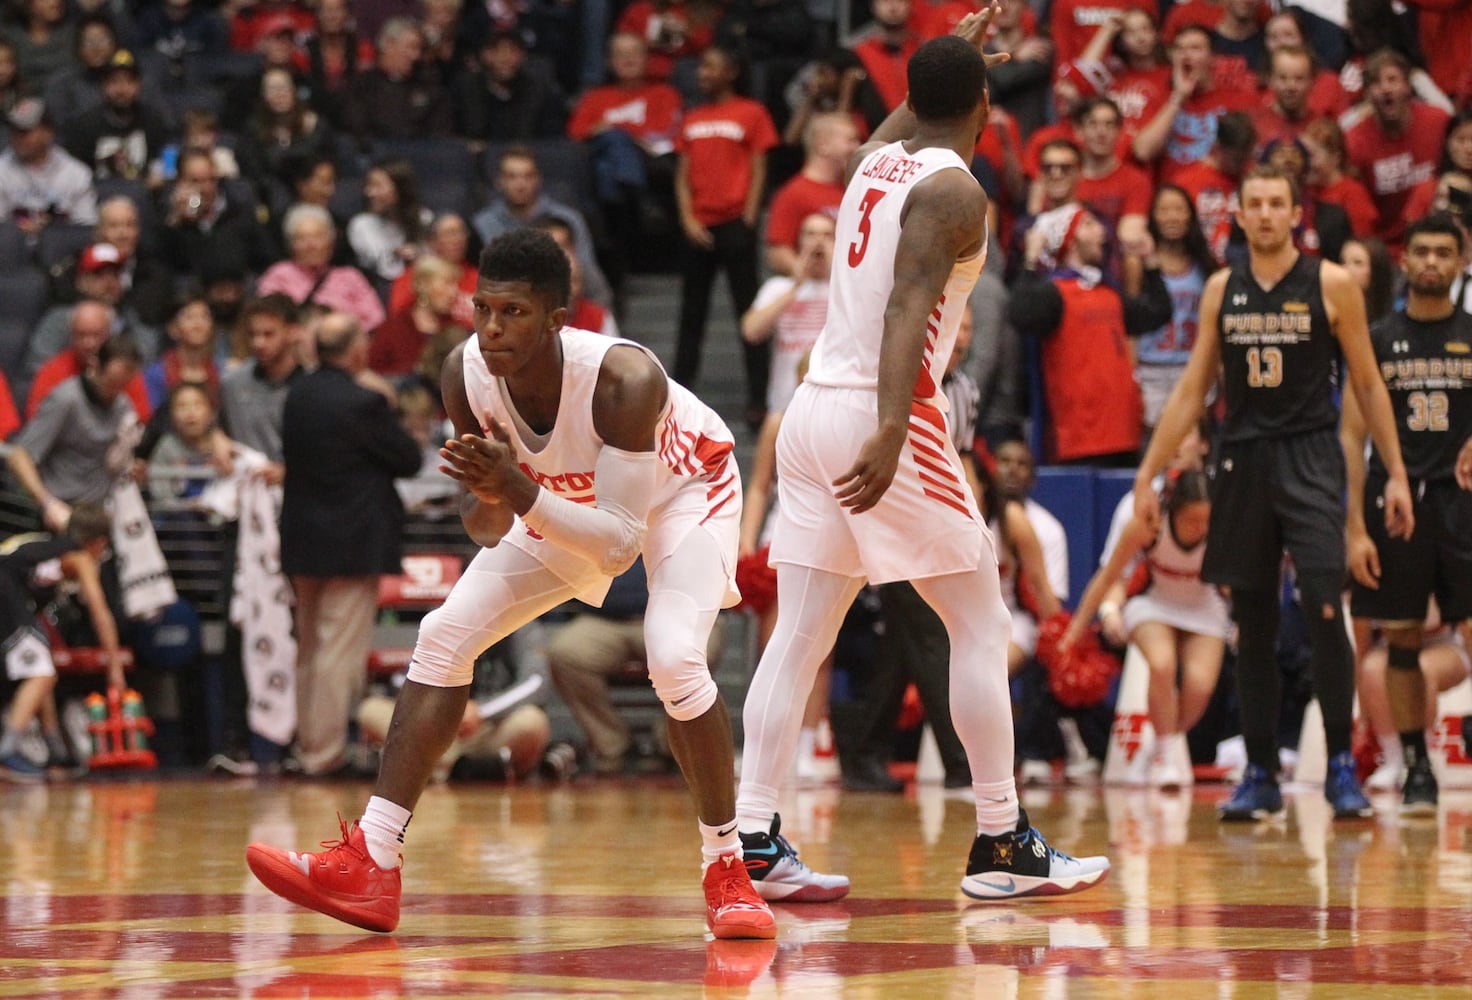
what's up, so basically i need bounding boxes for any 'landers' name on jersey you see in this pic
[860,152,922,185]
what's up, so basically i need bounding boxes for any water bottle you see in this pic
[85,693,106,757]
[121,689,148,752]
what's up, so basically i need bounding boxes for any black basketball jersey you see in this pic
[1368,308,1472,481]
[1217,254,1339,442]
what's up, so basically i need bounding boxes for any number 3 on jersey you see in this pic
[847,188,887,267]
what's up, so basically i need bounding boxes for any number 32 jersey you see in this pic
[1217,253,1337,442]
[806,142,985,405]
[1368,309,1472,481]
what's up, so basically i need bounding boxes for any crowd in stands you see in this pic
[0,0,1469,786]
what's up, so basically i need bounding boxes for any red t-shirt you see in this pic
[1050,0,1157,74]
[1313,175,1379,239]
[1305,70,1351,120]
[1345,103,1451,248]
[367,309,434,378]
[614,1,716,81]
[1248,102,1314,154]
[1173,159,1238,262]
[27,352,151,421]
[1022,122,1132,178]
[1161,0,1270,40]
[1077,160,1153,228]
[676,97,779,226]
[1109,65,1173,136]
[567,82,684,149]
[764,174,844,250]
[854,34,922,111]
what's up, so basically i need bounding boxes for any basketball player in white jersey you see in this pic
[733,9,1110,902]
[246,229,776,941]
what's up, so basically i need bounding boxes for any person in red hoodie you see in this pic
[673,41,779,428]
[853,0,923,111]
[1009,203,1171,465]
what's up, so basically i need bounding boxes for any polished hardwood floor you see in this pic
[4,772,1472,998]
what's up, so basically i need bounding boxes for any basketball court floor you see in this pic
[4,774,1472,998]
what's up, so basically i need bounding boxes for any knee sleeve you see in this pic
[643,588,720,722]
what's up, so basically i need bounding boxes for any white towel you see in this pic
[108,476,178,621]
[200,450,297,746]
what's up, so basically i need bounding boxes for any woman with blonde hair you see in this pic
[366,254,468,380]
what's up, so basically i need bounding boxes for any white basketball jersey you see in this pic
[807,142,986,403]
[461,327,739,584]
[1141,521,1209,607]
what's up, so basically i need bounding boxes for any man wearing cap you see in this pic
[0,98,97,234]
[23,244,161,414]
[50,196,174,327]
[61,49,172,182]
[1009,202,1170,466]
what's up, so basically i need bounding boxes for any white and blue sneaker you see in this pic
[960,808,1110,899]
[739,814,850,902]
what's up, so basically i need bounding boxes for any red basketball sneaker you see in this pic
[246,816,402,932]
[702,853,776,939]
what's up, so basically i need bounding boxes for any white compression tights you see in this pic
[737,562,1016,830]
[643,526,728,722]
[407,545,576,688]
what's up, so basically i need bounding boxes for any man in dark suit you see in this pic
[281,311,422,776]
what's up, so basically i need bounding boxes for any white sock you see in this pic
[1378,734,1404,766]
[359,796,411,870]
[974,778,1019,836]
[698,818,742,870]
[736,807,774,838]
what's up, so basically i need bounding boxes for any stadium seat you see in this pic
[0,267,50,385]
[34,223,93,272]
[0,222,29,270]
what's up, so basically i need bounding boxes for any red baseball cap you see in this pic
[78,243,124,274]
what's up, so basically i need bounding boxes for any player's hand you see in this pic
[681,216,713,249]
[1132,478,1160,535]
[1346,528,1380,590]
[1457,436,1472,490]
[440,424,517,505]
[1099,605,1128,646]
[951,4,1011,67]
[833,426,905,514]
[1383,474,1415,540]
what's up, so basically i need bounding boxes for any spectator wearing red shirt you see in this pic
[1401,107,1472,224]
[387,213,478,328]
[763,111,858,274]
[1132,25,1257,185]
[1050,0,1156,77]
[1073,96,1152,250]
[1172,109,1255,263]
[1069,9,1172,137]
[28,301,151,422]
[568,33,685,274]
[853,0,923,111]
[1261,12,1349,120]
[1404,0,1472,100]
[1009,204,1170,465]
[673,43,779,427]
[1345,49,1451,253]
[1303,117,1380,240]
[1249,46,1319,154]
[614,0,716,91]
[368,255,467,381]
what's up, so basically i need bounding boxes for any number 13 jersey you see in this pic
[1217,253,1337,442]
[806,142,985,405]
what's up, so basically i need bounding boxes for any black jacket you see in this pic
[280,366,423,577]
